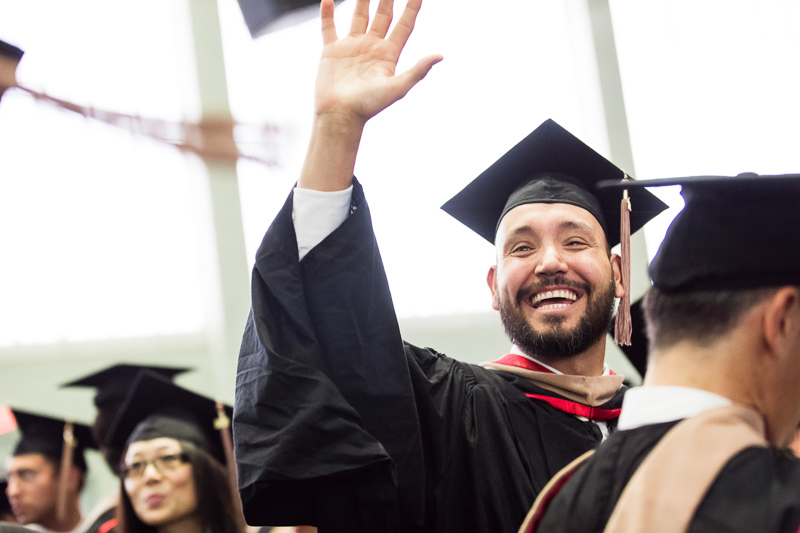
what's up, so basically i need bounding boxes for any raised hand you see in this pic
[315,0,443,124]
[298,0,441,191]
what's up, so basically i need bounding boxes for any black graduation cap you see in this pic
[0,39,24,102]
[598,172,800,293]
[106,372,233,466]
[441,119,669,247]
[62,364,192,408]
[10,409,96,473]
[236,0,344,38]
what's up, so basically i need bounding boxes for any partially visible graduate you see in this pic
[0,38,23,102]
[1,481,19,523]
[62,365,193,533]
[106,372,241,533]
[4,410,96,533]
[523,173,800,533]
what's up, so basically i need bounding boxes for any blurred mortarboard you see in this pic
[9,409,96,473]
[237,0,343,38]
[107,372,233,466]
[62,364,192,408]
[441,119,669,248]
[598,172,800,293]
[0,39,24,102]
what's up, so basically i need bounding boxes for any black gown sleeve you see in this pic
[233,179,425,532]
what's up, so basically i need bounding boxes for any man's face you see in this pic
[5,454,59,526]
[487,202,623,360]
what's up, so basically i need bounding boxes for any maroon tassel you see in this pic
[215,401,246,531]
[56,421,75,522]
[615,185,632,345]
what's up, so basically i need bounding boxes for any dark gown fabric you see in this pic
[233,179,625,533]
[536,420,800,533]
[82,506,117,533]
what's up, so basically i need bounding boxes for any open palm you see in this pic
[314,0,442,123]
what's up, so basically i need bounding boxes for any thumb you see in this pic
[392,54,443,100]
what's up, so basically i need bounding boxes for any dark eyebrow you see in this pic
[558,220,596,235]
[507,225,536,238]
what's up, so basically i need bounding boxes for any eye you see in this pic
[510,244,534,255]
[19,470,36,482]
[565,239,588,247]
[122,461,146,479]
[159,454,181,466]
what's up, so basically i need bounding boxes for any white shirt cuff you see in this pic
[292,185,353,261]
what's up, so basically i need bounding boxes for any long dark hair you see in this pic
[117,440,241,533]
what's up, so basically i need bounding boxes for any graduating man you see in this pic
[525,173,800,533]
[233,0,665,532]
[4,411,95,533]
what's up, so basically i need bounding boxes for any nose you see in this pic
[534,244,568,276]
[141,462,164,484]
[6,477,20,498]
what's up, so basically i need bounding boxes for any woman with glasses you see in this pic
[108,373,241,533]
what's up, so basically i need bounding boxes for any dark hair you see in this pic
[642,286,780,352]
[92,402,123,475]
[117,440,240,533]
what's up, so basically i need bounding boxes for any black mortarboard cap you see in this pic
[441,119,669,247]
[598,173,800,292]
[107,372,232,466]
[237,0,343,38]
[62,364,192,408]
[10,409,96,473]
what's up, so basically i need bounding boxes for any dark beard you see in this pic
[499,274,616,361]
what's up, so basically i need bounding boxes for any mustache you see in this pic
[516,276,590,305]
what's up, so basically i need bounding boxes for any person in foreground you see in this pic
[233,0,668,531]
[523,173,800,533]
[62,364,193,533]
[110,373,241,533]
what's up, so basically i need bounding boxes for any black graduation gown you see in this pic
[82,506,117,533]
[536,420,800,533]
[233,179,625,533]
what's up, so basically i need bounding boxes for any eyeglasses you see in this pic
[121,453,190,480]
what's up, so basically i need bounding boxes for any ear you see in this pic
[610,253,625,299]
[487,266,500,311]
[763,287,800,358]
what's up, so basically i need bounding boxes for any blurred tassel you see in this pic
[56,421,75,523]
[215,401,246,531]
[615,179,632,346]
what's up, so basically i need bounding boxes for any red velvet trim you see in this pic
[524,466,582,533]
[98,518,117,533]
[525,394,621,422]
[492,353,617,376]
[492,354,556,373]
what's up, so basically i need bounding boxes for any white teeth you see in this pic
[532,290,578,304]
[538,303,570,310]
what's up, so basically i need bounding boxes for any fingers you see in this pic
[368,0,394,38]
[320,0,338,45]
[348,0,370,35]
[386,0,421,50]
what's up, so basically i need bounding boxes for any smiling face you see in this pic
[122,438,198,529]
[488,202,624,361]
